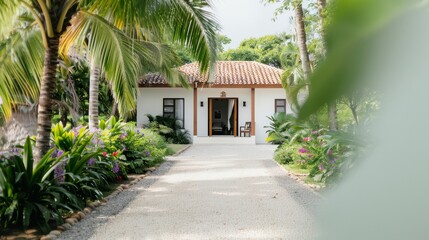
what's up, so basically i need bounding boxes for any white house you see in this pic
[137,61,291,144]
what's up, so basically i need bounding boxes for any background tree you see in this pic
[175,34,231,64]
[220,34,291,68]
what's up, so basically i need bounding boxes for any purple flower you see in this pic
[56,150,64,158]
[145,151,151,158]
[120,132,128,140]
[327,149,333,155]
[122,146,127,151]
[54,160,67,183]
[318,163,325,171]
[298,148,308,154]
[137,129,144,136]
[308,154,314,159]
[9,147,21,156]
[329,158,336,165]
[87,158,96,166]
[72,126,83,140]
[113,161,120,174]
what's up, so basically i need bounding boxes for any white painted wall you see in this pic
[137,88,194,136]
[137,87,289,144]
[196,88,251,137]
[255,88,290,144]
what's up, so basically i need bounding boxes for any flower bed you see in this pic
[0,117,168,235]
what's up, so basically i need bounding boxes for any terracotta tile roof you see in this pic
[140,61,283,86]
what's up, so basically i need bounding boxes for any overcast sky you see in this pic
[211,0,293,50]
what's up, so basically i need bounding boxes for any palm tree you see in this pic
[0,0,218,161]
[88,58,100,129]
[316,0,338,131]
[293,0,312,83]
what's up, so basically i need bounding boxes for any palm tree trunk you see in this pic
[328,103,338,130]
[35,37,60,161]
[317,0,327,56]
[89,58,100,130]
[295,2,311,82]
[317,0,338,131]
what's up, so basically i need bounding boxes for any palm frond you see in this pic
[61,10,141,117]
[167,0,219,74]
[134,41,188,87]
[282,67,307,113]
[0,28,44,119]
[0,0,22,39]
[84,0,219,75]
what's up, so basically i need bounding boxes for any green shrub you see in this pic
[0,138,81,233]
[274,143,301,164]
[96,117,168,174]
[264,113,309,144]
[96,117,129,180]
[146,114,191,144]
[120,125,167,174]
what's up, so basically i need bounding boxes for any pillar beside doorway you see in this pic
[251,88,255,136]
[193,84,198,136]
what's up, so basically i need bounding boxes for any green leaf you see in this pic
[299,0,414,119]
[23,202,34,229]
[22,137,34,179]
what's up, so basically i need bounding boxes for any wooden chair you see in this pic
[240,122,251,137]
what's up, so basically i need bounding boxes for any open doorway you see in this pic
[208,98,238,136]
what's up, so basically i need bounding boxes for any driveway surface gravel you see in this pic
[59,144,321,240]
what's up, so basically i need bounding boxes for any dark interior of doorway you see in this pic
[211,98,235,135]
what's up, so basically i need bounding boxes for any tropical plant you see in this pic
[118,126,166,174]
[265,0,339,129]
[0,0,218,161]
[146,114,191,144]
[267,0,311,81]
[264,112,308,144]
[0,138,80,233]
[51,123,108,201]
[274,143,301,164]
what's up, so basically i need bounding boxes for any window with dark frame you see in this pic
[275,99,286,113]
[163,98,185,129]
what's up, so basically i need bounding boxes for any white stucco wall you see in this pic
[137,88,194,136]
[196,88,251,137]
[137,87,289,144]
[255,88,290,144]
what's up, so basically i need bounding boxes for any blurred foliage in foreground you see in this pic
[299,0,412,118]
[299,0,429,239]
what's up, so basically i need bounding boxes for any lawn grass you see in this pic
[281,163,311,175]
[166,144,190,156]
[277,162,325,189]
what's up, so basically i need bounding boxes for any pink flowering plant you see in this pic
[292,129,337,180]
[274,127,347,183]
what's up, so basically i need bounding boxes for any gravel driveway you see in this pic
[59,144,321,240]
